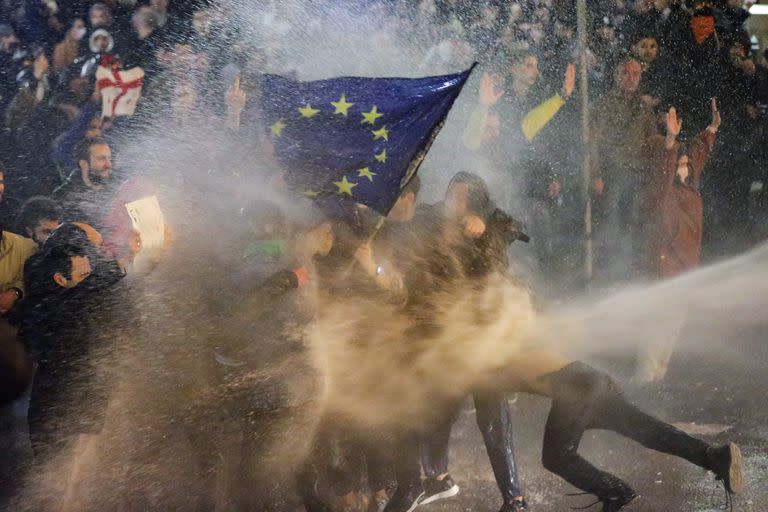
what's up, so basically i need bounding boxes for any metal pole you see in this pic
[576,0,593,284]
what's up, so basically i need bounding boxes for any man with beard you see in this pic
[53,138,115,224]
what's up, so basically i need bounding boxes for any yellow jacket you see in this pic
[462,94,567,150]
[0,231,38,296]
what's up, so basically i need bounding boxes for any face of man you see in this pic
[513,55,539,87]
[82,144,112,185]
[29,219,61,244]
[634,37,658,63]
[445,182,469,217]
[90,7,110,28]
[617,60,642,94]
[55,255,92,289]
[0,171,5,202]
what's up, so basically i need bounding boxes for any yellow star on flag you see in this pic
[371,126,389,141]
[298,103,320,118]
[361,105,383,125]
[374,149,387,163]
[334,175,357,196]
[271,119,286,137]
[301,189,321,197]
[331,95,354,116]
[357,167,376,181]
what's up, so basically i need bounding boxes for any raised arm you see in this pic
[521,64,574,141]
[689,98,719,185]
[462,72,504,150]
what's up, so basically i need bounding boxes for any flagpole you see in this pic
[577,0,593,286]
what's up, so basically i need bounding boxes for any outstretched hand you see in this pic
[562,63,575,98]
[479,72,504,107]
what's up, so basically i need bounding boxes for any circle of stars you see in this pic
[269,94,390,197]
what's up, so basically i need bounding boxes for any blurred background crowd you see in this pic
[1,1,767,510]
[0,0,766,296]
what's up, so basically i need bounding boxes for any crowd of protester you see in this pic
[0,0,764,511]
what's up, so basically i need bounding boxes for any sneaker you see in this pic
[383,484,424,512]
[708,442,744,494]
[499,498,529,511]
[418,475,459,506]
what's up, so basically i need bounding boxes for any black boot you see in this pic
[600,491,638,512]
[706,442,744,494]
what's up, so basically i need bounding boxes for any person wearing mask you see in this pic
[635,101,720,384]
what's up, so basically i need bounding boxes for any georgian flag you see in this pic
[96,59,144,118]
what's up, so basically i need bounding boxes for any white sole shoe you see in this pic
[418,484,459,506]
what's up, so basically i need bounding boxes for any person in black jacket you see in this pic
[22,223,125,458]
[383,172,530,512]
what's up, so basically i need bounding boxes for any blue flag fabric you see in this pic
[260,67,474,215]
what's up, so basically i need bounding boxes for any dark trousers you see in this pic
[540,362,712,498]
[420,392,524,503]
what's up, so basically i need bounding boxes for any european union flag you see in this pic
[261,66,474,215]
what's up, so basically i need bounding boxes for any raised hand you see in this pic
[479,72,504,107]
[225,76,247,113]
[562,63,575,98]
[709,97,721,132]
[665,106,682,139]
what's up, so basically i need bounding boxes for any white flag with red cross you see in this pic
[96,60,144,118]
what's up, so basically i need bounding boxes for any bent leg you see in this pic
[541,361,713,499]
[540,365,636,499]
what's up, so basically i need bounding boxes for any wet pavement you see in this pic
[424,349,768,511]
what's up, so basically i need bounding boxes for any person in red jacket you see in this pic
[634,99,720,384]
[646,99,720,279]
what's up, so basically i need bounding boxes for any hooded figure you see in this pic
[443,171,529,280]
